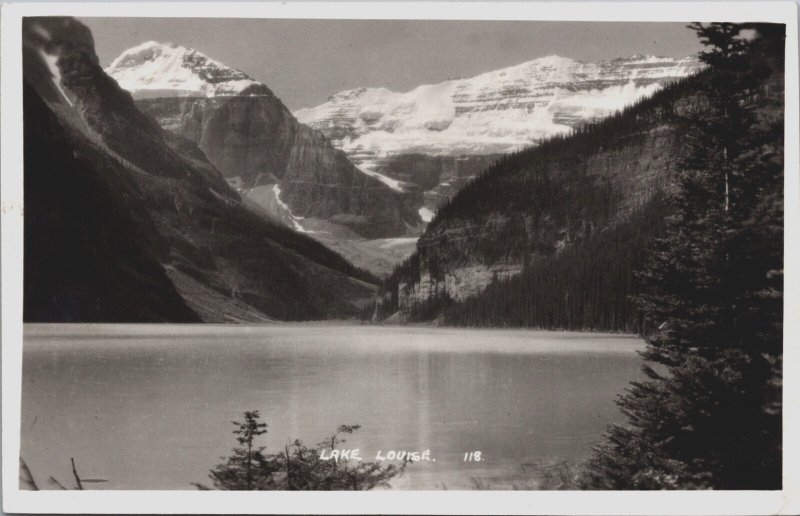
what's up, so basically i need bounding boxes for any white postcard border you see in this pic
[2,2,798,514]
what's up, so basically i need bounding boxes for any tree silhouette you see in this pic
[581,23,784,490]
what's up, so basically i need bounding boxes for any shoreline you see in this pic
[21,320,642,340]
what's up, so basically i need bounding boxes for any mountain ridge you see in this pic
[23,16,380,323]
[294,53,702,158]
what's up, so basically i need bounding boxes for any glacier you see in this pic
[294,54,702,160]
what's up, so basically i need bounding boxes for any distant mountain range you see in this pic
[104,43,701,275]
[296,54,702,218]
[296,54,701,157]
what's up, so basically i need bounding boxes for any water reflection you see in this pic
[21,324,644,490]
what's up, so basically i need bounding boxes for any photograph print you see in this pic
[6,3,790,504]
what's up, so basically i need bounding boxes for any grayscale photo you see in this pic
[9,8,787,502]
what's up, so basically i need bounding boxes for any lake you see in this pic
[20,324,645,490]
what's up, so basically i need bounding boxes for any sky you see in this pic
[80,18,704,111]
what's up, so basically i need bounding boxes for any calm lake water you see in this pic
[21,324,645,490]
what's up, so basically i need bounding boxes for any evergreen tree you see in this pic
[580,23,784,489]
[200,410,283,490]
[195,412,404,490]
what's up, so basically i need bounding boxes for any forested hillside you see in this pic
[378,73,702,330]
[441,194,669,330]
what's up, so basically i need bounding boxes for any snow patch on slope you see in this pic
[355,163,409,192]
[418,207,435,223]
[378,237,419,250]
[273,184,314,234]
[39,50,73,106]
[30,23,52,41]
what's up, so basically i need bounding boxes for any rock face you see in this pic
[23,17,380,323]
[296,55,702,216]
[367,154,502,215]
[106,42,420,238]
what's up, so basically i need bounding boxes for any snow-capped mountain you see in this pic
[295,55,702,160]
[107,41,269,98]
[106,41,422,241]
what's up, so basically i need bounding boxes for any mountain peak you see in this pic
[530,54,579,66]
[613,54,687,64]
[107,41,271,99]
[108,40,192,71]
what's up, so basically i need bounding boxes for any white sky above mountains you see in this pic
[81,18,703,111]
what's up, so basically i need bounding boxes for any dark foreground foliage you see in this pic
[580,23,784,490]
[194,411,404,490]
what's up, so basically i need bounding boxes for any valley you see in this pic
[22,17,711,322]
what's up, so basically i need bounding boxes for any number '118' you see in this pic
[463,451,482,462]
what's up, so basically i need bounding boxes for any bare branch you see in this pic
[70,457,84,490]
[19,458,39,491]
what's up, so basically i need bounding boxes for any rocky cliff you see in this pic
[106,42,420,239]
[23,17,379,322]
[366,154,502,218]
